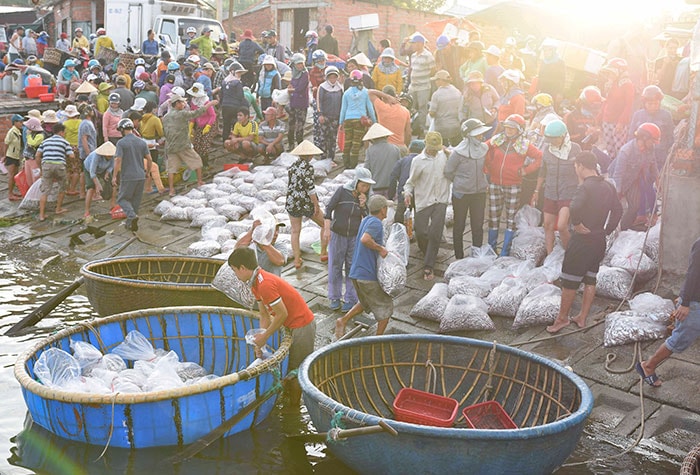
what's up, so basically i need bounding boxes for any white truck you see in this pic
[104,0,225,58]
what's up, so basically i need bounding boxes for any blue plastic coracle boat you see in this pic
[14,307,290,448]
[298,334,593,475]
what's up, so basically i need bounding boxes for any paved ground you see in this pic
[1,139,698,466]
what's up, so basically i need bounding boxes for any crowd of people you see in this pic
[1,22,697,394]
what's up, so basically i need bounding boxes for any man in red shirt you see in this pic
[228,247,316,406]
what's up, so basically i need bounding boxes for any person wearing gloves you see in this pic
[444,119,492,259]
[285,140,329,269]
[339,69,376,169]
[484,114,543,256]
[533,120,581,254]
[403,132,451,281]
[84,141,117,218]
[323,167,373,312]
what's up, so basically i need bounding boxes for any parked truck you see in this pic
[104,0,225,58]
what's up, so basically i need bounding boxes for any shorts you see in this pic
[167,148,202,174]
[40,162,67,194]
[4,157,20,168]
[560,233,605,289]
[542,198,571,216]
[666,301,700,353]
[352,279,393,321]
[84,165,113,199]
[287,319,316,370]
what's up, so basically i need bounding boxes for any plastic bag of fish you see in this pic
[628,292,674,324]
[410,283,449,322]
[595,266,634,300]
[513,283,561,329]
[603,311,668,347]
[607,230,657,282]
[439,295,495,333]
[444,245,497,281]
[378,251,407,297]
[211,262,256,309]
[485,276,528,318]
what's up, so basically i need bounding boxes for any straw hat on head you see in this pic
[75,81,98,94]
[94,141,117,157]
[26,109,42,121]
[362,123,394,141]
[42,110,59,123]
[350,52,372,68]
[291,140,323,156]
[64,104,80,117]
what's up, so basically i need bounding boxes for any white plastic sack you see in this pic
[34,348,81,388]
[444,245,497,281]
[311,158,334,178]
[70,340,103,371]
[447,275,492,298]
[609,250,657,283]
[513,284,562,329]
[628,292,675,324]
[160,206,189,221]
[271,88,289,106]
[299,226,320,253]
[378,251,407,297]
[219,204,247,221]
[541,245,566,282]
[410,283,449,322]
[439,295,495,333]
[251,209,278,246]
[644,222,661,262]
[187,240,221,257]
[190,209,223,228]
[511,226,547,265]
[604,311,668,347]
[515,205,542,228]
[385,223,410,266]
[211,262,255,309]
[153,200,174,216]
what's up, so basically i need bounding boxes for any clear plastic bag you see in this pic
[596,266,634,300]
[447,275,492,298]
[439,295,495,333]
[34,348,82,388]
[628,292,675,324]
[520,267,550,292]
[300,225,321,253]
[190,211,225,228]
[513,283,562,329]
[202,227,233,246]
[515,205,542,228]
[70,339,104,371]
[211,262,255,309]
[492,256,524,270]
[485,277,529,318]
[92,353,127,373]
[511,226,547,265]
[153,200,174,216]
[541,245,566,282]
[410,283,450,322]
[479,267,512,290]
[644,222,661,262]
[176,362,208,382]
[385,223,410,266]
[218,204,247,221]
[111,330,156,361]
[444,245,497,281]
[609,251,657,283]
[603,311,668,347]
[142,354,185,392]
[160,205,190,221]
[251,209,278,246]
[378,251,407,297]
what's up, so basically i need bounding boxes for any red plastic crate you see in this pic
[462,401,517,429]
[26,85,49,98]
[223,163,250,171]
[393,388,459,427]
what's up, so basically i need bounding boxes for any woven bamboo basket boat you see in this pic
[299,335,593,475]
[682,443,700,475]
[81,255,235,316]
[15,307,290,448]
[42,48,63,66]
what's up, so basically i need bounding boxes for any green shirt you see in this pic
[190,35,215,60]
[162,106,209,154]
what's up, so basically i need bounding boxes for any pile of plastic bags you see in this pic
[603,292,674,347]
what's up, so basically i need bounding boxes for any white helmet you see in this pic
[186,26,196,35]
[171,86,185,97]
[324,65,340,77]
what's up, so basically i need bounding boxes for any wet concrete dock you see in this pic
[0,141,698,470]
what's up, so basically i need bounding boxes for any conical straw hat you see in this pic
[75,81,98,94]
[291,140,323,156]
[363,123,394,141]
[351,52,372,67]
[94,141,117,156]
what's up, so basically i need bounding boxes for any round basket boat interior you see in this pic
[81,256,234,316]
[306,337,583,429]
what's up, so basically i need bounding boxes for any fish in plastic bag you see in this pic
[510,226,547,265]
[439,295,495,333]
[385,223,410,266]
[34,348,82,388]
[513,283,561,329]
[187,240,222,257]
[486,277,528,318]
[595,266,633,300]
[378,251,407,297]
[70,339,103,372]
[111,330,156,361]
[410,283,449,322]
[644,222,661,262]
[250,209,278,246]
[211,262,256,309]
[444,245,497,281]
[515,205,542,228]
[447,275,492,298]
[603,311,668,347]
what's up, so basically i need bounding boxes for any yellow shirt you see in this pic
[63,118,81,146]
[139,113,164,140]
[233,121,258,142]
[72,36,89,51]
[94,36,115,57]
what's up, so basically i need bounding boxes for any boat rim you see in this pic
[79,255,226,291]
[14,306,291,405]
[298,334,594,440]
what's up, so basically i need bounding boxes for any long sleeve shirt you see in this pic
[339,86,375,124]
[84,150,114,180]
[103,109,122,139]
[162,106,210,154]
[403,150,451,212]
[324,187,367,237]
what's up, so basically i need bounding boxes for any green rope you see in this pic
[330,410,346,430]
[327,411,348,445]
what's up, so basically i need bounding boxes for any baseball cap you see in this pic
[368,194,390,213]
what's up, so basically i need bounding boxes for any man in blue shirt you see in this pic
[335,194,393,339]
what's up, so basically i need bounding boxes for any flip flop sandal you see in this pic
[423,269,434,281]
[635,362,661,387]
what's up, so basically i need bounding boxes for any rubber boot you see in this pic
[500,229,515,257]
[488,229,499,253]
